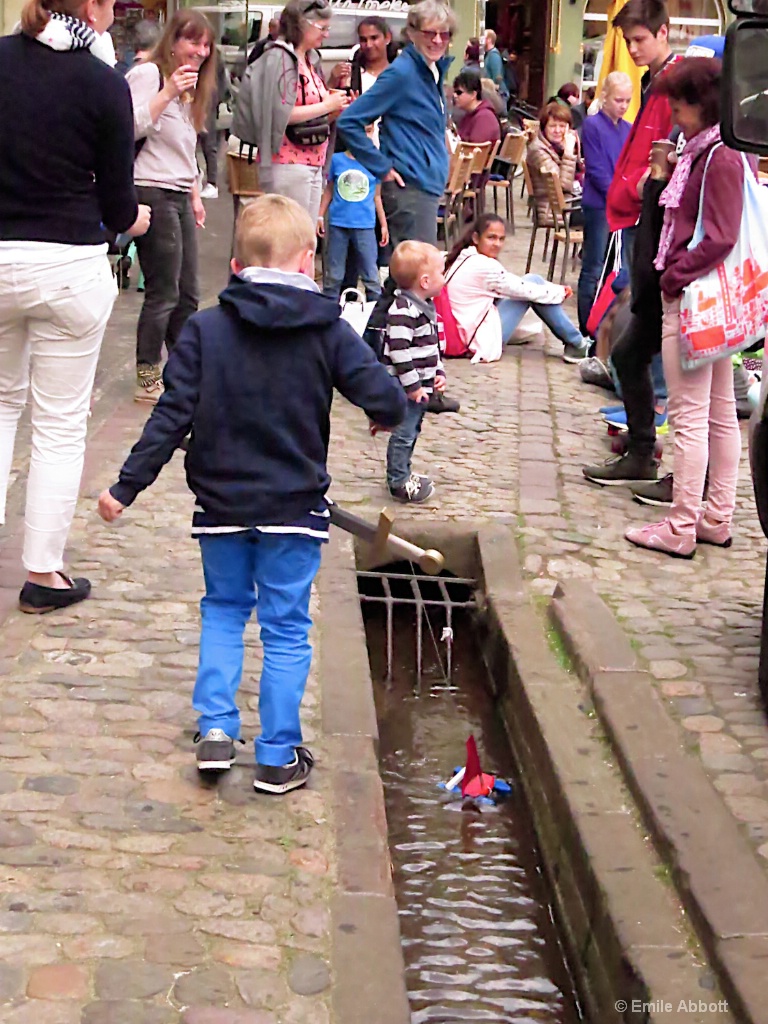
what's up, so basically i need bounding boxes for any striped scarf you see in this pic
[36,12,97,52]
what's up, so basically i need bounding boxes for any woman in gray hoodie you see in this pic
[233,0,348,224]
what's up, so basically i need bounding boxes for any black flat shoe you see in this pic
[426,392,461,414]
[19,574,91,615]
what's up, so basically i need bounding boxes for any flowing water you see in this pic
[363,599,585,1024]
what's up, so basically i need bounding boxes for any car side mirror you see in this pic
[722,16,768,154]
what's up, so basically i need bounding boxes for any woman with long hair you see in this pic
[234,0,349,226]
[0,0,149,613]
[444,214,587,363]
[127,9,215,403]
[625,58,747,558]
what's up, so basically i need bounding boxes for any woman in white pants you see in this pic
[0,0,149,613]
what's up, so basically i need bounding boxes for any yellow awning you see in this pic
[596,0,646,123]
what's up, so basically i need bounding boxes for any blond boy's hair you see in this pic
[389,241,440,290]
[234,194,316,268]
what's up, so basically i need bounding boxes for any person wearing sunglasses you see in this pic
[452,71,501,145]
[233,0,349,225]
[338,0,456,249]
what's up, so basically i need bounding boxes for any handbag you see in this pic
[679,146,768,370]
[340,288,375,337]
[586,230,622,339]
[285,69,330,148]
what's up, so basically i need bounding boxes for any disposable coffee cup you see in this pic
[650,139,675,180]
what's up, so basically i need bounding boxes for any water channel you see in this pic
[360,570,586,1024]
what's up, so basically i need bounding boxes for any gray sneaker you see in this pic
[579,356,614,390]
[389,473,435,504]
[583,452,658,487]
[562,341,590,364]
[631,474,673,507]
[194,729,237,772]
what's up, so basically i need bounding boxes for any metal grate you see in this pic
[357,570,476,687]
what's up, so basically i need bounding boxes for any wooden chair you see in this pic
[438,152,474,249]
[523,160,552,273]
[456,140,493,175]
[542,170,584,285]
[487,132,526,231]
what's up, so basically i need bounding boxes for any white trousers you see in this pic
[0,254,117,572]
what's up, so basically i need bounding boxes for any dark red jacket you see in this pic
[606,55,682,231]
[660,142,747,299]
[456,100,501,145]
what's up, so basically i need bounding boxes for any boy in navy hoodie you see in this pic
[98,195,406,794]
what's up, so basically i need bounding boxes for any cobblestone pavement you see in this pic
[0,212,334,1023]
[1,183,767,1021]
[328,187,768,869]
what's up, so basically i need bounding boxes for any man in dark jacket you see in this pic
[247,17,279,65]
[98,195,405,795]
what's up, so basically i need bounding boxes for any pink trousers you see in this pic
[661,297,742,536]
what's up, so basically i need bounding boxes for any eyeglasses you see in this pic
[415,28,453,42]
[307,20,330,31]
[453,89,465,96]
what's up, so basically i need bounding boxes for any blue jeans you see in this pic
[324,225,381,301]
[386,398,427,488]
[193,531,323,766]
[497,275,584,349]
[577,206,610,336]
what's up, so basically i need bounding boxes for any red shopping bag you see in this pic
[587,231,621,338]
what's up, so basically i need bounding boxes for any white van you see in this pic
[191,0,409,78]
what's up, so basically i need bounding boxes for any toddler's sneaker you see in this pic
[254,747,314,795]
[389,474,435,504]
[195,729,238,772]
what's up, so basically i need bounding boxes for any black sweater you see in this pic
[0,33,138,245]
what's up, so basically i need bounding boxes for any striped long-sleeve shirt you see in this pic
[383,290,445,394]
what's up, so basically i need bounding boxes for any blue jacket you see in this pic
[110,272,406,529]
[581,110,631,210]
[338,45,452,197]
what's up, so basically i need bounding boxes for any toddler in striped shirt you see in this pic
[383,241,447,504]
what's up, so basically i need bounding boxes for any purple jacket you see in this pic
[456,100,501,145]
[581,110,631,210]
[660,142,747,299]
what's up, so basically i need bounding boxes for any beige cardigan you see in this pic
[525,132,578,226]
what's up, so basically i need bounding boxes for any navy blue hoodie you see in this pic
[110,272,406,529]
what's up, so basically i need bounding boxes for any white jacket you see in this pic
[444,248,567,363]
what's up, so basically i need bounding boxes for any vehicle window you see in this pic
[320,12,405,50]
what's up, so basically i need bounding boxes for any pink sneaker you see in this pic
[625,519,696,559]
[696,516,732,548]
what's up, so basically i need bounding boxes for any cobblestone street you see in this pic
[0,188,766,1021]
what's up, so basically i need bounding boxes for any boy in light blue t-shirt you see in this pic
[318,132,389,301]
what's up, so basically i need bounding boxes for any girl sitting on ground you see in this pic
[443,214,588,364]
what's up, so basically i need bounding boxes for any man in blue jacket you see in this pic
[98,195,405,795]
[338,0,455,248]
